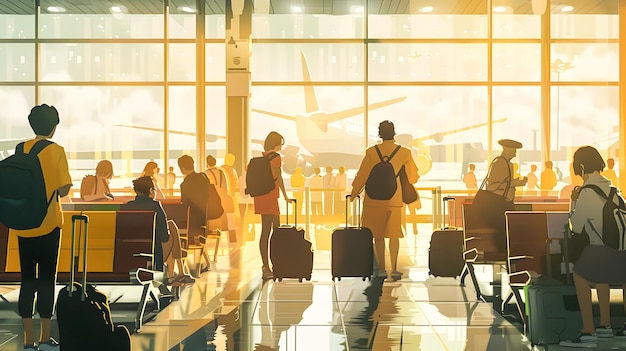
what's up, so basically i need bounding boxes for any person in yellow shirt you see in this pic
[10,105,72,351]
[349,121,419,281]
[602,158,618,186]
[290,167,306,216]
[540,160,558,196]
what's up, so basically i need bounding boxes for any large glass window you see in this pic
[252,44,364,82]
[0,1,35,39]
[369,43,488,82]
[0,44,35,81]
[40,86,165,187]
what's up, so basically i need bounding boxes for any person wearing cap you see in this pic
[485,139,528,201]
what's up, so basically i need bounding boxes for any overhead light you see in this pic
[178,6,196,13]
[46,6,66,13]
[420,6,434,13]
[493,6,508,13]
[292,6,303,13]
[561,5,574,12]
[110,5,127,14]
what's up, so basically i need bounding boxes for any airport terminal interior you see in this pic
[1,0,626,350]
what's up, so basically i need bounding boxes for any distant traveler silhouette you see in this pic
[349,121,419,281]
[177,155,209,244]
[602,158,618,186]
[526,164,538,195]
[308,167,323,217]
[80,160,114,201]
[221,153,241,243]
[253,131,291,280]
[463,163,477,195]
[166,166,176,197]
[11,104,72,351]
[204,155,231,237]
[141,161,166,200]
[290,167,306,216]
[333,166,348,216]
[540,160,557,196]
[323,166,335,217]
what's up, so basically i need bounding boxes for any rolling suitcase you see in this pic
[524,225,582,346]
[270,199,313,282]
[428,196,465,278]
[331,195,373,281]
[56,215,131,351]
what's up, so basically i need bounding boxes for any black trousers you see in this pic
[18,227,60,318]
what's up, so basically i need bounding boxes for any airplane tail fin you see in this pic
[301,52,320,113]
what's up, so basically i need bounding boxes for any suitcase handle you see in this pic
[443,196,455,229]
[70,214,89,301]
[284,198,297,226]
[345,194,361,227]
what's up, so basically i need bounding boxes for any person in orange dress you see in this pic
[253,132,290,280]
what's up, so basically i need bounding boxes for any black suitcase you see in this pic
[429,196,465,278]
[56,215,131,351]
[525,225,582,346]
[331,195,373,281]
[270,200,313,282]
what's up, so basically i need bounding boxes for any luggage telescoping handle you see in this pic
[284,198,297,226]
[443,196,455,228]
[345,194,361,227]
[69,214,89,301]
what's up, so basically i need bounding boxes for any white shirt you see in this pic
[308,174,323,202]
[570,173,616,246]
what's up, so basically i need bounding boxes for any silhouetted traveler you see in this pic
[463,163,477,195]
[253,132,290,280]
[178,155,209,244]
[141,161,166,200]
[349,121,418,281]
[323,166,335,216]
[166,166,176,197]
[11,104,72,351]
[602,158,618,186]
[526,164,538,195]
[308,167,323,217]
[204,155,231,236]
[290,167,306,216]
[540,160,557,196]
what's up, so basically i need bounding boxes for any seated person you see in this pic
[80,160,114,201]
[120,176,170,272]
[163,220,195,284]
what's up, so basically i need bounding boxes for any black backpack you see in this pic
[245,152,279,197]
[581,184,626,250]
[0,140,55,230]
[365,145,401,200]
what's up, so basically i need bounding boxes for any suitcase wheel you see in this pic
[298,278,303,283]
[278,277,283,282]
[362,277,366,281]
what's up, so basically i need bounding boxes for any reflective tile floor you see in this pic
[3,223,626,350]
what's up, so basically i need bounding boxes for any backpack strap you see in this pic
[266,152,279,161]
[580,184,609,200]
[29,140,53,155]
[374,145,401,162]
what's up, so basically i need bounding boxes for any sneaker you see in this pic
[23,345,37,351]
[374,270,388,279]
[559,333,597,348]
[262,266,274,280]
[38,338,60,351]
[596,325,613,338]
[391,271,403,281]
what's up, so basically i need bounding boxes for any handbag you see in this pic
[399,166,418,205]
[566,229,590,264]
[472,156,513,213]
[201,173,225,220]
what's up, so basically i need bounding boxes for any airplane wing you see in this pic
[411,118,507,146]
[114,124,224,142]
[250,109,297,122]
[309,96,407,131]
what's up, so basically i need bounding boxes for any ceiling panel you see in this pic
[0,0,618,15]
